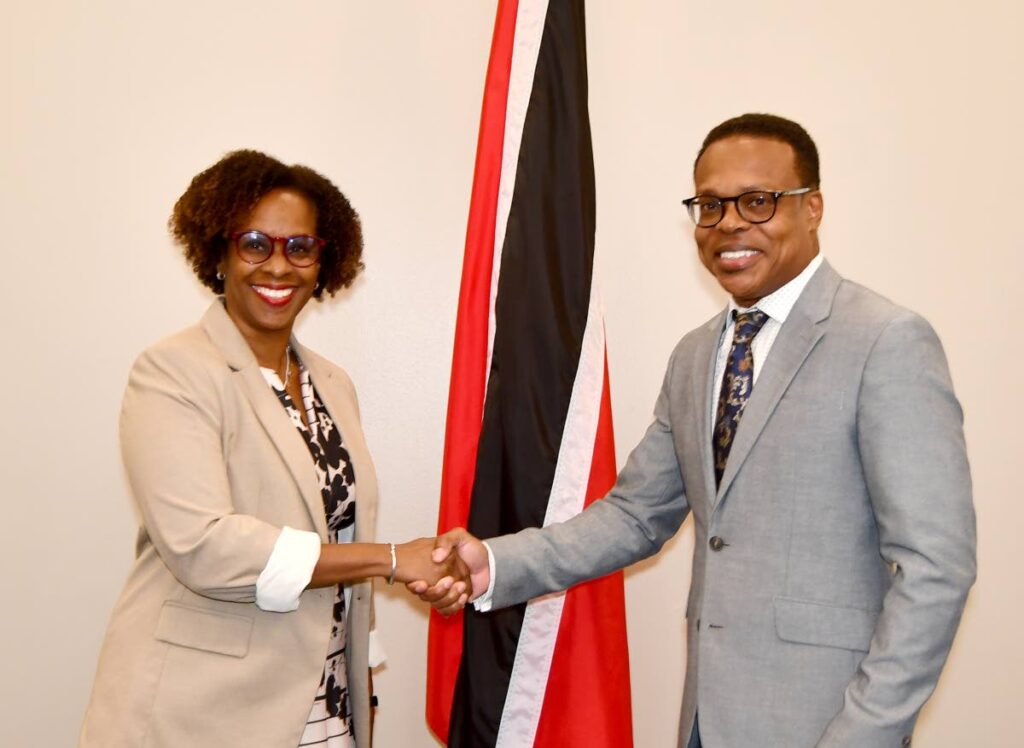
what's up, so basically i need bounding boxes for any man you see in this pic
[418,113,976,747]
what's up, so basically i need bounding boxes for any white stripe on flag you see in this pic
[484,0,550,393]
[495,283,607,748]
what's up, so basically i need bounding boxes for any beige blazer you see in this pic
[80,300,379,748]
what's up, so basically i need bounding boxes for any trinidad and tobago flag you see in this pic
[426,1,633,745]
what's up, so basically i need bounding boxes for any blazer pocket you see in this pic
[773,596,878,653]
[155,600,254,658]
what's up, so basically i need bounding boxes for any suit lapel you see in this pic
[692,311,727,510]
[714,262,842,506]
[200,301,328,539]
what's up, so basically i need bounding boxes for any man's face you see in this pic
[693,135,822,307]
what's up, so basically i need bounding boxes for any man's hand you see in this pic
[406,528,489,616]
[393,537,471,608]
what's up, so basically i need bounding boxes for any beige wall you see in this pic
[2,1,1020,745]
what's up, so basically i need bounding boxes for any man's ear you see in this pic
[806,190,823,229]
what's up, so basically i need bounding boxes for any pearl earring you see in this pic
[216,271,225,281]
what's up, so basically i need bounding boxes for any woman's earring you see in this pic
[216,271,225,281]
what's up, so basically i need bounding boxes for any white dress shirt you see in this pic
[710,253,823,430]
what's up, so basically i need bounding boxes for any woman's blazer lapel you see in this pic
[199,300,329,539]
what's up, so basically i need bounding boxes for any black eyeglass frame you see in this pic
[681,187,813,228]
[229,230,327,268]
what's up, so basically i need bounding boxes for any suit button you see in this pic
[709,536,725,551]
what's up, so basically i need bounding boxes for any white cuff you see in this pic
[368,629,387,668]
[255,527,321,612]
[471,541,497,613]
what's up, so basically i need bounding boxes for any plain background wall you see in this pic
[2,1,1020,745]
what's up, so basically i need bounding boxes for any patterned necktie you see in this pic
[713,309,769,487]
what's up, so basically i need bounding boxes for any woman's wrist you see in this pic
[386,542,397,585]
[309,542,399,588]
[371,543,394,581]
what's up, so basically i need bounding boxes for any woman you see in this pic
[80,150,467,747]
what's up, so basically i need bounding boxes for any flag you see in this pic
[426,1,633,745]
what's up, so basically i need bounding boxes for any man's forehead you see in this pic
[694,136,799,189]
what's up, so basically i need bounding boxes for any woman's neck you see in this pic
[221,301,293,372]
[238,327,291,373]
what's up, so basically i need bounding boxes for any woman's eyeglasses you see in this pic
[230,230,325,268]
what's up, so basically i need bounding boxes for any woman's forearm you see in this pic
[308,542,392,588]
[308,537,471,589]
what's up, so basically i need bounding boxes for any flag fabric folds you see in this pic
[426,1,633,745]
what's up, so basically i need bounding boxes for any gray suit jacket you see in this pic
[488,261,976,747]
[81,301,378,748]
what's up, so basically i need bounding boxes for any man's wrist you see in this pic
[472,541,497,612]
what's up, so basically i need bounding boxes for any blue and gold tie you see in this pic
[713,309,769,487]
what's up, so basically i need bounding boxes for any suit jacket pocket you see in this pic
[155,600,254,658]
[773,596,878,653]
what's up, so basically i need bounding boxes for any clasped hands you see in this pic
[394,529,488,616]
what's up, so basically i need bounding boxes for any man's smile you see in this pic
[714,246,763,272]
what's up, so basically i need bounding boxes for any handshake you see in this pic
[391,529,488,616]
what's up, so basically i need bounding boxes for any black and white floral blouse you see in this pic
[264,360,357,748]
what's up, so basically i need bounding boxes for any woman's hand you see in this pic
[405,529,489,616]
[393,538,472,608]
[309,540,468,592]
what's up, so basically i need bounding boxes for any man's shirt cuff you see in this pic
[471,541,497,612]
[255,527,321,612]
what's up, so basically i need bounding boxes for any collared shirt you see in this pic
[709,254,823,430]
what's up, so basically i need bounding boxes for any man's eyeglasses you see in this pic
[681,187,813,228]
[229,230,326,268]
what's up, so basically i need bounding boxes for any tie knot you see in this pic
[732,309,769,343]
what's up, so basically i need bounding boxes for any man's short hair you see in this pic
[695,113,820,188]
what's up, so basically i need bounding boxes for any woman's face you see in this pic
[219,188,320,346]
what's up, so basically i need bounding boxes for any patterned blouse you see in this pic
[264,360,357,748]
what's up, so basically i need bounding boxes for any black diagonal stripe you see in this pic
[449,1,595,744]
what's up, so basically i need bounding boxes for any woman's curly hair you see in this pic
[169,149,364,298]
